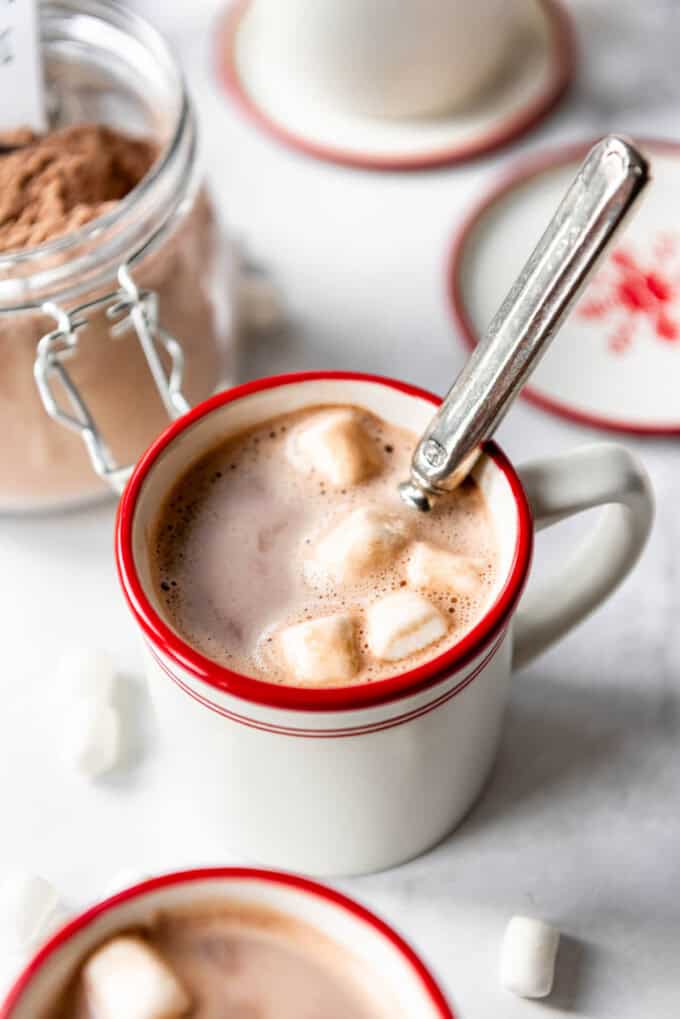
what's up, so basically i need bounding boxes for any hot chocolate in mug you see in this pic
[116,373,653,875]
[0,868,454,1018]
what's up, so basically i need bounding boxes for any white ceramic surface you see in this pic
[451,141,680,433]
[116,375,653,875]
[219,0,573,169]
[0,869,453,1018]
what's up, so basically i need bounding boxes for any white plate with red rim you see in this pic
[449,139,680,435]
[214,0,575,171]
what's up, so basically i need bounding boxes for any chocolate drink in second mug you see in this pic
[151,404,499,687]
[46,901,399,1017]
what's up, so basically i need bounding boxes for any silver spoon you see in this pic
[399,135,650,512]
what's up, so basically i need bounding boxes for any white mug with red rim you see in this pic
[0,868,454,1018]
[240,0,517,119]
[116,373,653,875]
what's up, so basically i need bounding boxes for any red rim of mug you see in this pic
[213,0,576,172]
[115,372,533,713]
[447,137,680,435]
[0,867,456,1019]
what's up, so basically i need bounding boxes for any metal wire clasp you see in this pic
[34,264,190,494]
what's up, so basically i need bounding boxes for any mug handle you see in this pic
[512,444,654,670]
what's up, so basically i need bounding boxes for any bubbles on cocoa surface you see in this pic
[149,405,500,686]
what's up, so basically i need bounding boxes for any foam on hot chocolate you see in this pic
[152,406,498,687]
[47,902,398,1018]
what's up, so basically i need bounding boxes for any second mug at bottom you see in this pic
[115,372,653,875]
[0,868,454,1018]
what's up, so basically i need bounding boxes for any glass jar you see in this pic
[0,0,236,511]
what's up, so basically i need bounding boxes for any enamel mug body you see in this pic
[116,373,653,875]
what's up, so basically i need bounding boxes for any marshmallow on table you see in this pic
[500,916,560,999]
[83,936,191,1019]
[62,698,121,778]
[288,410,380,487]
[280,614,359,684]
[0,872,60,952]
[366,590,447,662]
[406,542,484,597]
[307,506,409,585]
[56,646,123,778]
[55,647,117,703]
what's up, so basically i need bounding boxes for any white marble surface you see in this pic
[1,2,679,1016]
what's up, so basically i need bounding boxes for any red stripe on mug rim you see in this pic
[146,629,506,736]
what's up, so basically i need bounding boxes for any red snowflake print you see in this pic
[577,234,680,354]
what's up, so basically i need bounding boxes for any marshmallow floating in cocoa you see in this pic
[83,936,191,1019]
[500,915,560,998]
[280,614,359,684]
[306,506,409,586]
[406,542,484,597]
[288,410,380,487]
[366,590,447,661]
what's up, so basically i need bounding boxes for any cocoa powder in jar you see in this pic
[0,124,231,510]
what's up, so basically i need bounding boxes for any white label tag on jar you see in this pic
[0,0,46,132]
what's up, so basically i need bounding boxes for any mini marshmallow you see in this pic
[102,868,151,899]
[366,590,447,662]
[500,916,560,998]
[55,647,117,704]
[406,542,484,597]
[288,410,380,487]
[280,614,359,684]
[308,506,409,585]
[63,699,121,777]
[83,936,191,1019]
[0,872,60,952]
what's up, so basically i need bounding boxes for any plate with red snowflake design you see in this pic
[449,139,680,434]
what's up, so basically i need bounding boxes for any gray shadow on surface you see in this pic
[549,934,586,1012]
[452,665,663,840]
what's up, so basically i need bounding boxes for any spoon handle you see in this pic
[404,135,650,507]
